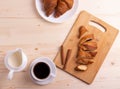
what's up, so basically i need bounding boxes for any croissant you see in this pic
[77,49,93,59]
[81,41,97,51]
[78,26,87,38]
[76,58,94,65]
[43,0,58,16]
[79,34,94,45]
[54,0,74,18]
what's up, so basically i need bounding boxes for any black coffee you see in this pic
[33,62,50,79]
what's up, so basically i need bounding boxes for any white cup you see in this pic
[4,48,28,80]
[29,57,56,85]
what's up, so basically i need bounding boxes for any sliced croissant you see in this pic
[79,34,94,45]
[77,58,90,65]
[89,51,97,57]
[76,58,94,65]
[78,26,87,38]
[75,65,88,71]
[81,41,97,51]
[77,49,93,59]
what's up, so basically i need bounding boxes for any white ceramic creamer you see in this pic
[4,48,28,80]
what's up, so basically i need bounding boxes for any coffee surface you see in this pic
[33,62,50,79]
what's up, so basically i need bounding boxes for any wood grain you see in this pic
[0,0,120,89]
[54,11,119,84]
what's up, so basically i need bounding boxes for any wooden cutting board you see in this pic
[54,11,119,84]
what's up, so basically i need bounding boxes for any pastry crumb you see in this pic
[35,48,38,50]
[111,62,115,65]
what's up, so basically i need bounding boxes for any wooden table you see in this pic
[0,0,120,89]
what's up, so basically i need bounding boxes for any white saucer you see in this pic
[29,57,56,85]
[35,0,79,23]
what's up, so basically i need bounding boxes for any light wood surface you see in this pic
[0,0,120,89]
[54,11,118,84]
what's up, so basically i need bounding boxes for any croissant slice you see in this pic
[43,0,58,16]
[75,65,88,71]
[89,51,97,57]
[78,26,87,38]
[79,34,94,45]
[76,58,89,65]
[81,41,97,51]
[54,0,74,18]
[76,58,94,65]
[77,49,93,59]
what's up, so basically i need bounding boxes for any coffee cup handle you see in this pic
[50,73,56,78]
[8,70,14,80]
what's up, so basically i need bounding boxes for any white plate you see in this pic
[35,0,79,23]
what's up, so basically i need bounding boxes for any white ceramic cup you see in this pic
[4,48,28,80]
[29,57,56,85]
